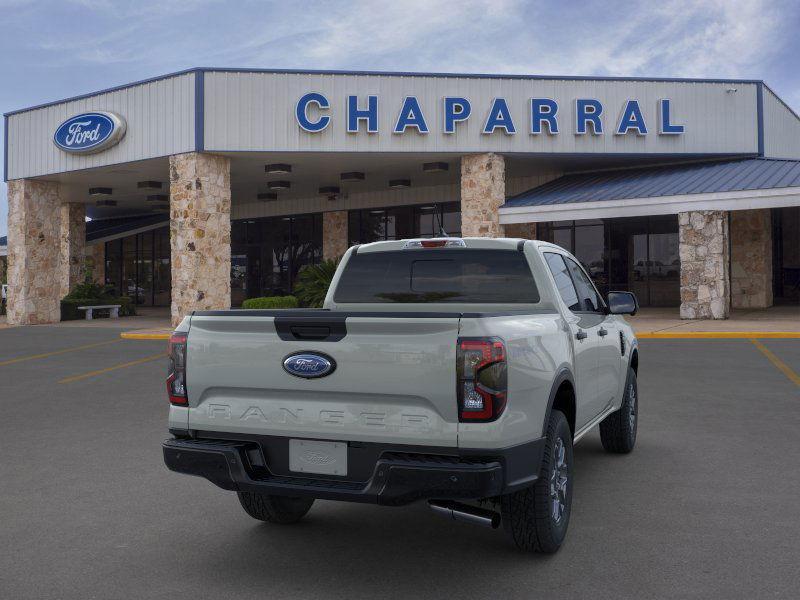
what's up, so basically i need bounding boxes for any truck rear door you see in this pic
[185,312,460,447]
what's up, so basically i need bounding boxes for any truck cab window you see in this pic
[564,257,603,313]
[544,253,580,311]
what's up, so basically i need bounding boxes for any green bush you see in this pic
[60,296,136,320]
[293,258,340,308]
[241,295,299,310]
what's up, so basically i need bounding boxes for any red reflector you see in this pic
[456,337,508,422]
[420,240,447,248]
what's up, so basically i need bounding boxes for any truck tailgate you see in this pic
[186,313,460,447]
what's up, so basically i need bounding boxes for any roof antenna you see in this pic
[435,207,448,237]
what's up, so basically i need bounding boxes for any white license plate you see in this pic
[289,439,347,476]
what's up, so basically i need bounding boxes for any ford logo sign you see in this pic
[53,111,126,154]
[283,352,336,379]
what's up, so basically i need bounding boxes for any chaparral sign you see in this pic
[53,111,127,154]
[295,94,685,137]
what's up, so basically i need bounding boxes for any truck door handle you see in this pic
[598,328,608,337]
[576,330,588,340]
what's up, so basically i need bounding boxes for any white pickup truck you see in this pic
[163,237,639,553]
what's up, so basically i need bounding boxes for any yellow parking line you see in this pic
[751,339,800,387]
[0,339,122,367]
[58,352,166,384]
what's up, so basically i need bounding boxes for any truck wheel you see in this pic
[500,409,573,553]
[237,492,314,524]
[599,367,638,454]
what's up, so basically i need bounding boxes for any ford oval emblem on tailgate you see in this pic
[283,352,336,379]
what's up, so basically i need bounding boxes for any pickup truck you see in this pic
[163,237,639,553]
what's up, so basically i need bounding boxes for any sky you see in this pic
[1,0,799,237]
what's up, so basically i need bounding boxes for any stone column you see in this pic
[86,243,105,285]
[679,210,730,319]
[6,179,62,325]
[169,152,231,327]
[323,210,349,260]
[461,153,505,238]
[59,202,86,298]
[503,222,537,239]
[730,209,773,309]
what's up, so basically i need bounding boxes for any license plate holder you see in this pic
[289,439,347,476]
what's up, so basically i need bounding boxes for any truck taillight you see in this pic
[166,332,188,406]
[456,337,507,422]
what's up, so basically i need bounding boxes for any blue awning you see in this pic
[504,158,800,208]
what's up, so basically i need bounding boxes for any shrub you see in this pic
[293,258,339,308]
[60,296,136,321]
[241,295,299,310]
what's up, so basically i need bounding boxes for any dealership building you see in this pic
[3,67,799,325]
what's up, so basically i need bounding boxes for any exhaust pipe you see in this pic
[428,500,501,529]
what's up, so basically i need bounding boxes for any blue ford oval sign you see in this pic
[53,111,127,154]
[283,352,336,379]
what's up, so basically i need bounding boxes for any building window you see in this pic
[104,227,172,307]
[348,202,461,244]
[231,213,323,305]
[539,215,679,307]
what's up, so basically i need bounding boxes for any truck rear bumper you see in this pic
[163,435,545,506]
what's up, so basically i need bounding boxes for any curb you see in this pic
[636,331,800,339]
[120,331,171,340]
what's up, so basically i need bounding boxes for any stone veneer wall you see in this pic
[86,243,105,285]
[461,153,505,238]
[6,179,62,325]
[59,202,86,298]
[730,209,773,309]
[323,210,349,260]
[679,210,730,319]
[169,152,231,327]
[503,222,537,239]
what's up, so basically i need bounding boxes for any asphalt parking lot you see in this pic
[1,325,799,600]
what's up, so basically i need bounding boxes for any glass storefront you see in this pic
[773,206,800,303]
[348,202,461,245]
[539,215,680,307]
[104,228,171,306]
[231,213,323,306]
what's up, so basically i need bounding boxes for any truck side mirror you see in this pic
[607,291,638,315]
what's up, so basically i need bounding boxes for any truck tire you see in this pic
[599,367,638,454]
[237,492,314,524]
[500,409,573,553]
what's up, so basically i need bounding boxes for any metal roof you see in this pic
[503,158,800,208]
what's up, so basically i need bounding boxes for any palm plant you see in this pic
[293,258,340,308]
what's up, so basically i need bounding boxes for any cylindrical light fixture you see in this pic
[95,199,117,207]
[319,186,340,195]
[267,180,291,190]
[146,194,169,202]
[422,162,449,173]
[265,163,292,174]
[150,203,169,211]
[340,172,365,182]
[257,192,278,201]
[388,179,411,188]
[89,187,112,196]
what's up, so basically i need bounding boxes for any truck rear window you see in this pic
[334,249,540,304]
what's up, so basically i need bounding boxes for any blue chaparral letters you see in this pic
[576,99,603,135]
[483,98,516,134]
[296,92,331,132]
[347,95,378,133]
[394,97,429,133]
[443,97,471,133]
[530,98,559,134]
[659,99,684,134]
[53,112,123,153]
[616,100,648,135]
